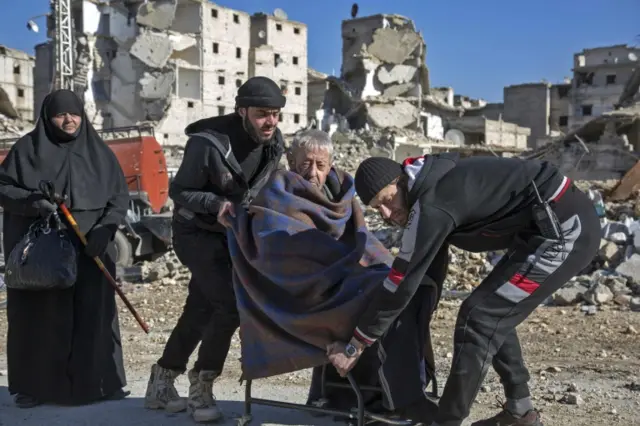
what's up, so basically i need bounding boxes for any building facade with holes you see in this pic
[33,0,308,146]
[0,45,35,122]
[570,44,640,129]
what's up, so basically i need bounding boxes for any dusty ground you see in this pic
[0,280,639,425]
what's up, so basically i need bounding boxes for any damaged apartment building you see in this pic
[468,44,640,151]
[34,0,308,146]
[0,45,35,138]
[308,13,529,160]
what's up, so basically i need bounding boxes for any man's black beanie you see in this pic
[236,76,286,108]
[354,157,404,206]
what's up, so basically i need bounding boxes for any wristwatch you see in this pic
[344,343,359,358]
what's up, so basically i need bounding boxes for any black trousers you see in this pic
[435,185,601,426]
[157,220,239,375]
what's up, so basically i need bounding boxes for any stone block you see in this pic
[130,31,173,69]
[136,0,178,31]
[551,282,587,306]
[382,83,414,98]
[377,64,417,85]
[139,70,175,100]
[366,101,418,129]
[615,253,640,281]
[367,28,422,64]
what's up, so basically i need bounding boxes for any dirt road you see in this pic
[0,282,639,425]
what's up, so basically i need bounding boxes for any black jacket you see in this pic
[353,154,570,345]
[169,113,284,233]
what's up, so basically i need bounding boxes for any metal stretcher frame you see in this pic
[237,364,439,426]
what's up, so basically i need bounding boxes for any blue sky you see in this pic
[2,0,638,102]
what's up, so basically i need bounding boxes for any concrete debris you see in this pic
[367,100,418,128]
[0,88,19,119]
[376,64,417,85]
[315,14,428,138]
[139,70,175,100]
[130,31,174,69]
[609,160,640,201]
[310,13,526,160]
[0,113,31,140]
[136,0,178,31]
[140,251,188,284]
[367,27,423,65]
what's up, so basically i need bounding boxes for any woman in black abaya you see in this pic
[0,89,129,408]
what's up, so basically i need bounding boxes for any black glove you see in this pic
[85,226,115,258]
[33,199,57,218]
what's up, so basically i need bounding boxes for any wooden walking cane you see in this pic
[39,180,150,334]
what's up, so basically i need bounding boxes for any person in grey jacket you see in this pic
[144,76,285,423]
[327,154,601,426]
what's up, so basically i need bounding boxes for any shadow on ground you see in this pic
[0,386,340,426]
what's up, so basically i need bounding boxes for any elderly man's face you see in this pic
[290,147,332,189]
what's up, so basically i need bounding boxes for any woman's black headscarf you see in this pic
[0,89,122,210]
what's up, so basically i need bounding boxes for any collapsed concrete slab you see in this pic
[140,70,176,100]
[136,0,178,31]
[0,87,19,119]
[367,27,423,64]
[366,101,418,128]
[130,31,174,69]
[377,64,417,85]
[340,14,427,103]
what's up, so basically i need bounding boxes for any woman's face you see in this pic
[51,112,82,135]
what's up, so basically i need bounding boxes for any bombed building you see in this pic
[311,14,530,161]
[34,0,308,146]
[0,45,35,139]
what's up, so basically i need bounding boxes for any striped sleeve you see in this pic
[353,205,456,346]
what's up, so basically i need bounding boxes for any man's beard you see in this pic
[243,115,274,143]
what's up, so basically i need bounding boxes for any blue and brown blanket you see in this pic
[227,168,392,380]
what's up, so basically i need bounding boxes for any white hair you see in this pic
[290,129,333,160]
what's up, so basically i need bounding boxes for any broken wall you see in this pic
[250,13,308,134]
[447,116,530,150]
[464,102,504,121]
[538,136,638,181]
[570,45,640,130]
[307,68,328,121]
[550,83,571,134]
[341,15,426,101]
[326,14,429,133]
[0,45,35,122]
[503,83,550,149]
[202,2,250,118]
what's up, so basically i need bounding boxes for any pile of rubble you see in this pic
[318,14,432,137]
[140,134,640,313]
[0,113,31,140]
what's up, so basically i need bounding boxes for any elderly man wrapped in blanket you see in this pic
[225,130,448,422]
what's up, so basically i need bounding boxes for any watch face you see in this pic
[345,344,357,357]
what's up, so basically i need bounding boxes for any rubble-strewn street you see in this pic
[4,169,639,425]
[1,1,640,425]
[1,278,638,425]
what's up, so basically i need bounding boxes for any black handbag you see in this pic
[5,212,78,291]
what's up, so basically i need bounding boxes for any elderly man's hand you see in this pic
[217,201,235,227]
[326,341,363,377]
